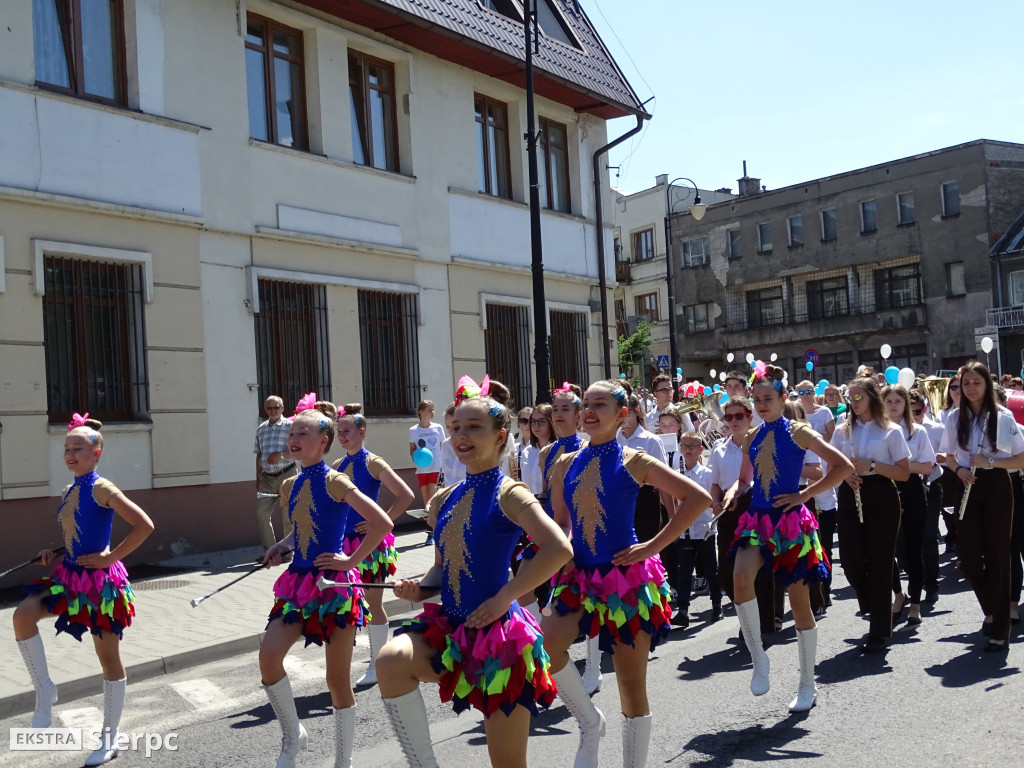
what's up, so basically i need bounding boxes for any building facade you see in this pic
[987,209,1024,374]
[667,140,1024,385]
[0,0,645,574]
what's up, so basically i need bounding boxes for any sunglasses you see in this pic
[948,385,960,391]
[518,418,531,424]
[851,394,865,401]
[797,389,813,396]
[721,412,751,422]
[911,408,924,416]
[680,442,703,450]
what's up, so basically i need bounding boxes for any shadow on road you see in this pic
[676,643,748,682]
[815,643,893,684]
[673,716,819,766]
[924,639,1020,688]
[227,691,334,730]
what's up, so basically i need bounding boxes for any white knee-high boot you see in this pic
[736,598,771,696]
[553,663,606,768]
[263,675,307,768]
[582,636,602,695]
[357,624,389,687]
[84,678,126,766]
[788,628,818,712]
[334,705,355,768]
[17,635,58,728]
[622,713,653,768]
[382,688,438,768]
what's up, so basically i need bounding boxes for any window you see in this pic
[255,280,331,415]
[349,51,399,172]
[860,199,877,233]
[475,94,512,199]
[859,344,928,376]
[549,310,589,389]
[807,352,856,390]
[897,192,915,225]
[757,223,772,253]
[358,290,420,415]
[874,264,923,310]
[539,117,571,213]
[682,236,710,268]
[245,15,307,150]
[942,181,961,217]
[728,228,742,259]
[746,286,784,328]
[536,0,581,48]
[787,215,804,247]
[946,262,966,297]
[42,256,149,423]
[631,228,655,262]
[683,302,712,333]
[807,276,849,319]
[32,0,127,105]
[820,208,837,241]
[485,304,532,410]
[481,0,522,20]
[635,292,659,322]
[1010,270,1024,305]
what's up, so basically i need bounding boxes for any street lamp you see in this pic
[664,177,705,402]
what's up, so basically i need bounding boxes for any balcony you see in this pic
[615,260,631,283]
[987,306,1024,330]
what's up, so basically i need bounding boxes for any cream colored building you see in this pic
[0,0,646,567]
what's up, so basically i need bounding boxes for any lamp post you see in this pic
[664,177,706,402]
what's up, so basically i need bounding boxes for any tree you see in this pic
[617,320,652,379]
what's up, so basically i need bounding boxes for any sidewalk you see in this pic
[0,526,437,718]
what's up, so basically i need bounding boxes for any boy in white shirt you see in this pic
[409,399,446,545]
[674,431,723,628]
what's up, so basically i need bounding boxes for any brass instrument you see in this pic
[918,377,950,418]
[675,392,725,449]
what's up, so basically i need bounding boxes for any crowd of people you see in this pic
[9,359,1023,768]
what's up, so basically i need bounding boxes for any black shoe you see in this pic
[860,635,887,654]
[984,639,1009,653]
[424,532,434,546]
[711,605,723,622]
[774,617,784,633]
[982,621,992,637]
[923,588,939,604]
[814,606,826,619]
[673,612,690,628]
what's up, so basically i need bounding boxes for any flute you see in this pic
[850,435,864,524]
[958,419,988,521]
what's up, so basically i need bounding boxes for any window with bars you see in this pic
[254,280,331,414]
[807,276,849,320]
[32,0,127,106]
[539,117,571,213]
[631,228,655,262]
[683,302,712,333]
[746,286,784,328]
[485,304,533,411]
[245,14,307,150]
[549,310,589,389]
[42,256,149,423]
[349,50,399,172]
[859,344,929,377]
[681,236,710,267]
[358,290,421,415]
[802,351,856,389]
[634,292,659,322]
[475,94,512,199]
[874,264,922,310]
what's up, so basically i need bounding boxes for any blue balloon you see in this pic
[713,384,721,392]
[413,447,433,468]
[703,386,712,395]
[720,392,730,406]
[815,379,829,396]
[885,366,899,385]
[619,373,627,378]
[805,361,814,371]
[676,368,682,375]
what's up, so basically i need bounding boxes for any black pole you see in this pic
[525,0,550,404]
[664,204,678,403]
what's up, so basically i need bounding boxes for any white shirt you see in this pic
[830,419,911,475]
[439,438,466,487]
[805,406,833,438]
[520,444,544,495]
[917,415,945,481]
[646,405,693,435]
[409,422,446,474]
[805,450,838,510]
[679,461,715,538]
[940,405,1024,467]
[707,437,744,492]
[617,424,669,465]
[897,420,937,468]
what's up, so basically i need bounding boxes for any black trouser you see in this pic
[1012,472,1024,605]
[895,475,928,604]
[923,477,943,594]
[805,497,835,610]
[838,476,901,639]
[675,535,721,612]
[959,468,1014,641]
[938,467,963,547]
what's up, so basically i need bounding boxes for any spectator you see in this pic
[254,395,296,551]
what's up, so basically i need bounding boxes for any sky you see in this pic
[585,0,1024,196]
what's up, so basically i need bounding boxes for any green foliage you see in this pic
[617,320,652,376]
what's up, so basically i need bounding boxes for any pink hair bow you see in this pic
[295,392,317,414]
[455,374,490,403]
[753,360,766,379]
[337,406,346,417]
[553,381,573,395]
[68,412,90,430]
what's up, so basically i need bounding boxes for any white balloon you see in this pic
[727,353,734,363]
[719,372,726,382]
[745,352,755,364]
[709,368,717,379]
[898,367,915,389]
[770,353,778,362]
[981,336,994,354]
[880,343,892,359]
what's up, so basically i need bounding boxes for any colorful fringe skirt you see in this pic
[342,533,398,583]
[395,602,557,717]
[25,558,135,641]
[730,503,830,586]
[267,566,369,647]
[550,558,672,654]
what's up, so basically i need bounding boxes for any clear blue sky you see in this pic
[586,0,1024,195]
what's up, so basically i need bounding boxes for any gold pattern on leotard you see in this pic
[58,485,82,553]
[571,455,607,553]
[544,444,567,485]
[439,488,475,608]
[754,429,778,501]
[292,479,320,560]
[341,461,355,481]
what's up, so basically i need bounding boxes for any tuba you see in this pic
[676,393,725,448]
[918,377,950,418]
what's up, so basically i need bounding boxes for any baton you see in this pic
[190,564,265,608]
[701,509,728,541]
[0,547,66,580]
[317,573,439,595]
[257,492,279,498]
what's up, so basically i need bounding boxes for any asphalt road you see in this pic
[2,548,1020,768]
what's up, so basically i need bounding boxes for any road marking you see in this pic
[59,706,101,730]
[170,678,240,712]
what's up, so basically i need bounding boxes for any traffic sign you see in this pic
[804,349,819,365]
[656,355,670,368]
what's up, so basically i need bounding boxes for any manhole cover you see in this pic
[132,579,191,591]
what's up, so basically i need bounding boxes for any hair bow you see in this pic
[455,374,490,403]
[68,412,90,430]
[295,392,317,414]
[553,381,573,395]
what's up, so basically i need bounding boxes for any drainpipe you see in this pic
[593,113,648,378]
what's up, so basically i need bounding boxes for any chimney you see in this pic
[737,160,761,197]
[655,174,668,187]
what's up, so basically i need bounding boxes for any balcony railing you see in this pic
[987,306,1024,330]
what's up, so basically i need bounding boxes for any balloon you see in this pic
[709,368,717,379]
[805,361,813,371]
[719,372,726,382]
[703,386,712,396]
[884,366,899,385]
[745,352,755,365]
[770,353,778,362]
[720,393,730,406]
[727,353,734,363]
[981,336,994,354]
[898,367,916,389]
[677,368,683,375]
[413,447,433,468]
[880,343,892,360]
[816,379,829,396]
[713,384,721,392]
[619,373,627,378]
